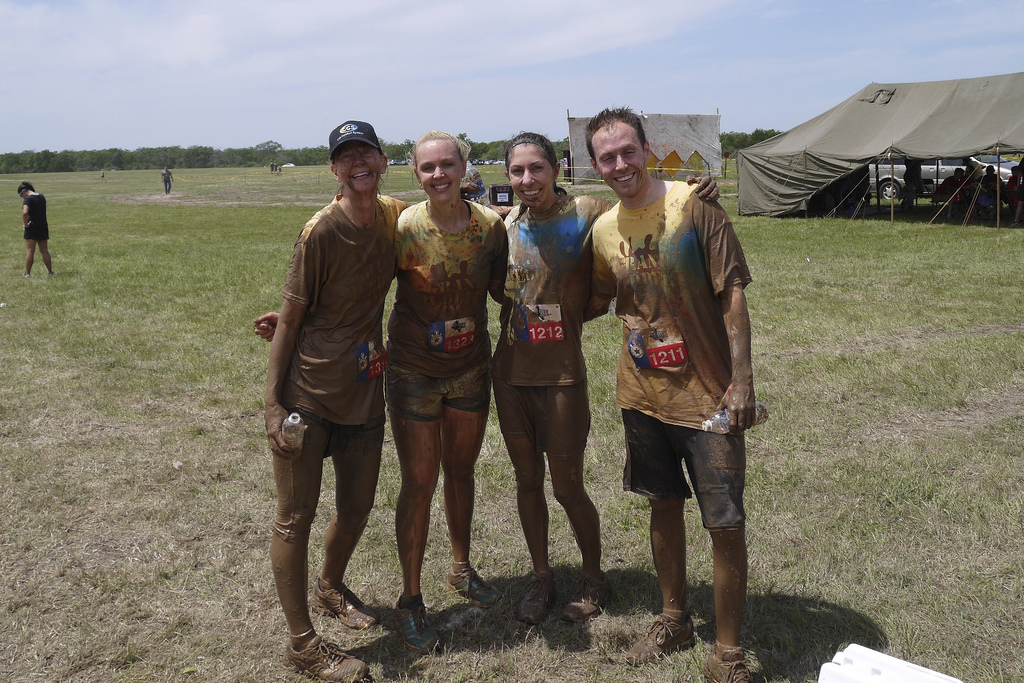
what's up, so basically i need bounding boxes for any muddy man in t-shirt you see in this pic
[586,107,758,682]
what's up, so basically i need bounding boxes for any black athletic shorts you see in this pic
[24,223,49,241]
[621,408,746,530]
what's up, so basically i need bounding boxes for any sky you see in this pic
[2,0,1024,154]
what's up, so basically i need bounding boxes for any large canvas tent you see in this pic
[737,72,1024,216]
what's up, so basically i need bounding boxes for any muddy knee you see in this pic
[273,506,316,544]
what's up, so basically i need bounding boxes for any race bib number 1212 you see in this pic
[513,303,564,342]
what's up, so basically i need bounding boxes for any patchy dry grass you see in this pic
[1,169,1022,682]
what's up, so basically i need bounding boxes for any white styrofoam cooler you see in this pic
[818,644,963,683]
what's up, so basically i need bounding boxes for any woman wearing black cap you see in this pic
[18,182,54,277]
[257,121,401,683]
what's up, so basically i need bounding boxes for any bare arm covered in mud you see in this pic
[264,300,305,458]
[717,283,755,432]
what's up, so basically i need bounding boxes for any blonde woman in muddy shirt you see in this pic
[386,131,507,653]
[494,133,719,626]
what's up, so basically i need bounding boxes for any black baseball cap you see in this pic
[328,121,382,160]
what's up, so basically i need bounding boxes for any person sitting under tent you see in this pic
[976,165,1005,218]
[934,168,969,218]
[960,165,1003,221]
[1007,166,1020,216]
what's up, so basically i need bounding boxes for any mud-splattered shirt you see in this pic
[387,200,507,377]
[590,182,751,429]
[493,195,613,386]
[282,195,406,425]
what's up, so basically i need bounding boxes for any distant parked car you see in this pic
[871,156,1015,201]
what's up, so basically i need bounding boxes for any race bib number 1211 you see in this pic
[627,329,688,370]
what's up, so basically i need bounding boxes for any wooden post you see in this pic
[874,162,880,213]
[996,146,1002,228]
[890,155,895,223]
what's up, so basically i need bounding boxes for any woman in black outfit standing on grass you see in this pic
[18,182,53,277]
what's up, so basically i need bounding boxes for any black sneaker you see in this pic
[514,572,556,624]
[394,600,440,654]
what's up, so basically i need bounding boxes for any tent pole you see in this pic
[996,145,1001,228]
[876,161,884,211]
[890,155,895,223]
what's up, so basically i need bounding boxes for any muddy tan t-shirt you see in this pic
[591,182,751,428]
[387,201,507,377]
[492,195,613,386]
[282,195,406,424]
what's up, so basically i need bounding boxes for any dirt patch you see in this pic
[774,322,1024,359]
[107,192,329,207]
[763,323,1024,442]
[866,379,1024,445]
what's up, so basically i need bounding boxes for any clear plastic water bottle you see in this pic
[701,401,769,434]
[281,412,305,449]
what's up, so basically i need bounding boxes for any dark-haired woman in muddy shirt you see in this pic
[494,133,718,625]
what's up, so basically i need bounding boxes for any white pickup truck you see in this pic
[872,155,1015,201]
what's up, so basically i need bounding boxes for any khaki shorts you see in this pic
[386,361,490,421]
[493,376,590,460]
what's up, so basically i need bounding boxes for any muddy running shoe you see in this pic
[311,578,379,630]
[561,571,609,622]
[625,613,696,666]
[285,634,368,682]
[447,566,501,608]
[394,601,440,654]
[514,572,556,625]
[704,642,752,683]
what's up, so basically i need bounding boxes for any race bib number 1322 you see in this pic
[428,318,476,353]
[354,341,387,382]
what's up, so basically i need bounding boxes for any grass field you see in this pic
[1,166,1022,683]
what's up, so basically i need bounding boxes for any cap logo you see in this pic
[339,123,358,135]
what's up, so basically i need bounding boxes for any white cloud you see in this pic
[2,0,1024,152]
